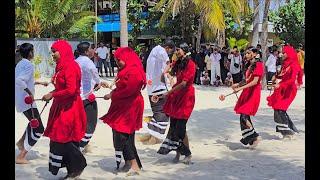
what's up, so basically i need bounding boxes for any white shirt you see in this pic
[96,46,109,60]
[15,58,37,112]
[229,54,242,74]
[76,56,101,100]
[265,54,277,73]
[204,55,211,70]
[210,53,221,64]
[146,45,169,95]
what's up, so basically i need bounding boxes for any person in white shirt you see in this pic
[229,48,243,83]
[210,47,222,85]
[76,42,102,153]
[140,40,175,145]
[15,43,49,164]
[96,42,112,77]
[265,46,278,89]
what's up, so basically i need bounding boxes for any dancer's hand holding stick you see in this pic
[150,92,166,103]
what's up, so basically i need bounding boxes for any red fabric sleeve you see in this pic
[111,72,142,101]
[52,67,77,99]
[182,60,196,83]
[252,62,264,77]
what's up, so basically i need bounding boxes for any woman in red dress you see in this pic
[157,42,196,165]
[100,47,146,176]
[42,40,87,178]
[232,48,263,148]
[267,45,302,138]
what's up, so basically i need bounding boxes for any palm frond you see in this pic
[67,15,98,37]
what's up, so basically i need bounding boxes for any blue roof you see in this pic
[93,22,133,32]
[93,12,149,32]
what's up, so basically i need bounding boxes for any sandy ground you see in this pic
[15,77,305,180]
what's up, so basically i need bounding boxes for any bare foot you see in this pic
[16,140,24,151]
[138,134,151,142]
[15,157,29,164]
[182,155,192,165]
[250,137,261,149]
[283,134,294,140]
[126,168,140,177]
[172,152,180,163]
[83,144,92,154]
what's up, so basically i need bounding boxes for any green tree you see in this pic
[15,0,99,39]
[269,0,305,48]
[155,0,249,50]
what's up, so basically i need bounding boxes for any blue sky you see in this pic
[248,0,288,22]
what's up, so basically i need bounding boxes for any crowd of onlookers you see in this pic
[15,41,305,88]
[168,43,305,88]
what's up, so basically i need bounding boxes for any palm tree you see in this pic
[259,0,271,89]
[250,0,260,46]
[260,0,271,61]
[120,0,129,47]
[15,0,98,39]
[156,0,249,50]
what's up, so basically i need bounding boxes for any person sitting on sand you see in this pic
[213,75,223,87]
[200,71,210,85]
[224,72,233,87]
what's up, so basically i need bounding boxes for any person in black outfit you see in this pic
[194,49,205,85]
[220,47,229,84]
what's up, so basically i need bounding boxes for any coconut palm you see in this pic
[250,0,261,46]
[260,0,271,60]
[155,0,250,50]
[120,0,129,47]
[15,0,98,39]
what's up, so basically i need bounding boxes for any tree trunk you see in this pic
[120,0,128,47]
[260,0,271,61]
[196,12,204,52]
[251,0,260,46]
[260,0,271,89]
[217,29,225,47]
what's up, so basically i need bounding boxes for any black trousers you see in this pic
[194,69,202,85]
[239,114,259,145]
[79,100,98,150]
[274,110,299,135]
[112,130,142,169]
[99,59,112,76]
[146,95,169,139]
[266,72,276,90]
[220,65,228,83]
[49,141,87,175]
[22,108,44,151]
[157,118,191,156]
[232,72,243,83]
[267,72,276,82]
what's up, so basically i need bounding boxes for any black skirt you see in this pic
[49,141,87,175]
[157,118,191,156]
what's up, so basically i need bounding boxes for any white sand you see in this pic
[15,77,305,180]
